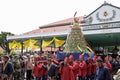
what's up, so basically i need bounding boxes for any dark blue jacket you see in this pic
[2,62,13,76]
[94,66,111,80]
[47,64,58,77]
[0,62,3,73]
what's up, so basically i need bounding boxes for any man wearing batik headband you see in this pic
[60,57,75,80]
[91,57,97,80]
[40,56,47,80]
[69,55,79,80]
[86,57,92,80]
[78,54,87,80]
[103,56,112,72]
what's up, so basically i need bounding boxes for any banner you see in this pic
[9,40,18,49]
[33,45,39,49]
[42,37,66,48]
[17,43,22,49]
[54,37,65,48]
[24,39,38,49]
[42,39,54,48]
[9,43,13,49]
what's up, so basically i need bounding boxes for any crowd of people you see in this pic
[0,51,120,80]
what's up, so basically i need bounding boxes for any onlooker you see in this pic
[25,55,33,80]
[47,58,59,80]
[20,56,26,80]
[33,61,43,80]
[94,58,111,80]
[12,55,21,80]
[60,57,75,80]
[2,55,14,80]
[0,56,3,79]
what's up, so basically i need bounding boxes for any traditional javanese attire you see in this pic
[91,58,97,79]
[69,55,79,79]
[104,56,112,72]
[92,57,97,74]
[94,66,111,80]
[78,61,87,77]
[33,63,43,80]
[77,55,86,80]
[51,57,61,80]
[86,58,92,80]
[61,57,75,80]
[94,57,111,80]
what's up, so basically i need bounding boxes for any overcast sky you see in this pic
[0,0,120,35]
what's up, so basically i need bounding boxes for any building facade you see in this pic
[7,2,120,54]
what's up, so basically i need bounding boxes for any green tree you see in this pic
[0,32,14,54]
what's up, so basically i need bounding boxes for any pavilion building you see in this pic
[7,2,120,54]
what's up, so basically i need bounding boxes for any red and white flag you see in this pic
[74,11,77,17]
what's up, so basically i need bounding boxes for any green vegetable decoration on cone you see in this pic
[63,17,94,54]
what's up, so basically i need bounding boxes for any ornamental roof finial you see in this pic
[104,1,107,4]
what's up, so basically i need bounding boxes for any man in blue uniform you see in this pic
[94,58,111,80]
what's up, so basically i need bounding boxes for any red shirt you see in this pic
[93,62,97,74]
[69,62,79,78]
[86,63,92,76]
[61,65,75,80]
[33,64,43,77]
[78,61,87,77]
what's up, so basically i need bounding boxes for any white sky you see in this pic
[0,0,120,35]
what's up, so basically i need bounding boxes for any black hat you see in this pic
[96,59,103,62]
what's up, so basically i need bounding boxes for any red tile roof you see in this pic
[24,16,84,35]
[0,47,3,51]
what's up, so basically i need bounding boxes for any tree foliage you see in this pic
[0,32,14,53]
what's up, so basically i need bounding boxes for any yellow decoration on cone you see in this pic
[86,46,94,53]
[77,45,83,52]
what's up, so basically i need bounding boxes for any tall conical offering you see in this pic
[63,17,93,54]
